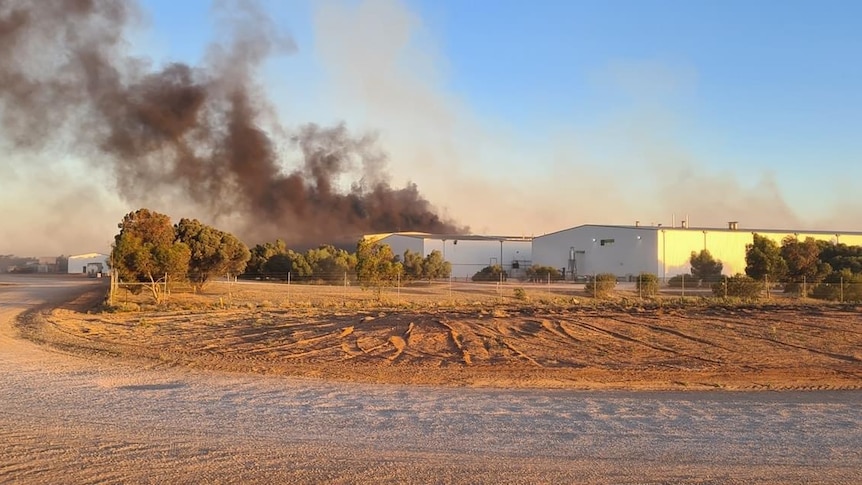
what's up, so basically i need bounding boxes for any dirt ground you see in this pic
[2,276,861,484]
[20,280,862,391]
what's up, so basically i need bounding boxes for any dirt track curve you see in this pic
[1,275,861,484]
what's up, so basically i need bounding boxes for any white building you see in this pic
[370,232,533,279]
[532,222,862,281]
[67,253,110,276]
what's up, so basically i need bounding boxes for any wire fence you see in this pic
[105,270,862,311]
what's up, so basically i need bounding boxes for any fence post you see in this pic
[226,273,232,305]
[723,275,728,298]
[765,274,769,299]
[287,271,291,301]
[681,274,685,299]
[547,273,551,298]
[840,276,844,303]
[802,275,806,298]
[638,274,642,299]
[109,270,115,306]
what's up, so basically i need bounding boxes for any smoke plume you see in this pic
[0,0,463,251]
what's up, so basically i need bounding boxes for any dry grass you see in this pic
[19,278,862,391]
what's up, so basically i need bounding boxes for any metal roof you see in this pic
[375,232,532,242]
[536,224,862,238]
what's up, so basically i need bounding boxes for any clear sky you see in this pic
[2,0,861,256]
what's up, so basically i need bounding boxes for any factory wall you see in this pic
[532,226,659,279]
[536,225,862,280]
[67,253,110,275]
[375,235,532,279]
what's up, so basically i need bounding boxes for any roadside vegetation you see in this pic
[108,209,862,306]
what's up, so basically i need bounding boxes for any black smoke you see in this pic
[0,0,464,247]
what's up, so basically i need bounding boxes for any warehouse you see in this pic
[67,253,110,276]
[370,232,533,279]
[531,222,862,281]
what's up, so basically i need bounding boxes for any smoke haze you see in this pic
[0,0,463,256]
[310,0,862,238]
[1,0,859,258]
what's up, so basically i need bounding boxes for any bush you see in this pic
[585,273,617,298]
[513,287,528,301]
[526,265,562,282]
[472,265,507,282]
[811,270,862,302]
[667,274,695,288]
[636,273,659,297]
[711,274,762,300]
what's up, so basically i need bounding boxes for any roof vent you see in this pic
[728,221,739,230]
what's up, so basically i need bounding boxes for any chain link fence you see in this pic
[106,270,862,311]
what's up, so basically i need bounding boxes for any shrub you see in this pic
[668,274,695,288]
[585,273,617,298]
[472,265,507,282]
[636,273,659,297]
[711,274,762,300]
[513,287,528,301]
[811,270,862,302]
[526,265,563,282]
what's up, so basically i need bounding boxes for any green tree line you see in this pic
[112,209,455,302]
[245,238,451,284]
[660,235,862,301]
[111,209,251,302]
[744,234,862,300]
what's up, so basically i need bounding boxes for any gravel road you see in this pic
[1,275,860,484]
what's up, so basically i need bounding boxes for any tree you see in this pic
[745,234,787,281]
[57,255,69,273]
[304,245,357,283]
[401,249,425,281]
[247,239,289,277]
[174,218,250,290]
[355,239,402,298]
[422,250,451,280]
[817,241,862,274]
[112,209,190,303]
[261,248,311,280]
[690,249,723,282]
[780,236,830,294]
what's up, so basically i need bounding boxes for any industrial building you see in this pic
[531,222,862,281]
[370,232,532,279]
[67,253,110,276]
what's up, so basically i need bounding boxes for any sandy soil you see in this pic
[2,275,861,484]
[22,280,862,391]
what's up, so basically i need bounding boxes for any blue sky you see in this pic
[3,0,861,256]
[130,0,861,235]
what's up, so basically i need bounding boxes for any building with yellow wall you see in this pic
[532,222,862,281]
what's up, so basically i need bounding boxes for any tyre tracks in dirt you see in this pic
[23,296,862,390]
